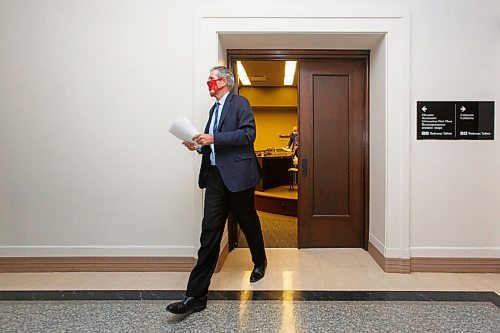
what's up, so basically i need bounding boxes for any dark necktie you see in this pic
[213,102,220,133]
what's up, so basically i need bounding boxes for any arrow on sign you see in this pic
[421,106,427,112]
[460,106,466,112]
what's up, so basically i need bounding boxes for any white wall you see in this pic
[409,1,500,257]
[0,0,199,256]
[0,0,498,258]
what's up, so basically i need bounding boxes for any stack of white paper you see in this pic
[168,117,200,143]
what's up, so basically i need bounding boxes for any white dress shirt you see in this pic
[209,92,229,166]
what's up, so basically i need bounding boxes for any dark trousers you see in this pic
[186,166,266,297]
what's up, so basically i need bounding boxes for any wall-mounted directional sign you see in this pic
[417,101,494,140]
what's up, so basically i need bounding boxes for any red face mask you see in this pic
[207,78,224,96]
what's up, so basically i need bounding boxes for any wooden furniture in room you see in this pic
[255,153,293,191]
[254,193,297,217]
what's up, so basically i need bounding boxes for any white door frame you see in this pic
[193,9,411,259]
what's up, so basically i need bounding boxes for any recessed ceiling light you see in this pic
[284,61,297,86]
[237,61,251,86]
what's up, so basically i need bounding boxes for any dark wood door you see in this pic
[298,59,368,248]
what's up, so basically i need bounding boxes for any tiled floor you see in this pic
[2,299,499,333]
[0,249,498,294]
[2,249,498,333]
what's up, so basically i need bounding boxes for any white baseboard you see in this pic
[410,247,500,258]
[0,246,196,257]
[368,234,385,255]
[368,235,499,259]
[386,247,411,259]
[368,234,410,259]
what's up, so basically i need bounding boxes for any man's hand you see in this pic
[182,141,198,151]
[192,134,214,146]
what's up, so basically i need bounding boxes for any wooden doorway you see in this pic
[227,50,369,250]
[298,59,368,248]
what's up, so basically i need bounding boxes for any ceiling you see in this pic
[237,60,298,87]
[220,33,384,49]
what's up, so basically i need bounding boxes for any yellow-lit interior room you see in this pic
[234,60,299,248]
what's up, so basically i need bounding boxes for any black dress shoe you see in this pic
[166,295,207,315]
[250,260,267,283]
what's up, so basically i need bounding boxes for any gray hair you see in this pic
[210,66,235,90]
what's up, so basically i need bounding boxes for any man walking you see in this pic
[166,66,267,315]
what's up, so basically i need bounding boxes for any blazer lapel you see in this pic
[216,92,233,131]
[204,103,217,134]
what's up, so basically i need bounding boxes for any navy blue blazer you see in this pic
[198,93,262,192]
